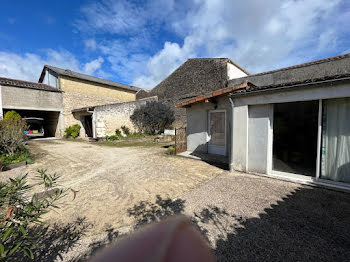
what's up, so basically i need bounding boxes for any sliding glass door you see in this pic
[321,98,350,183]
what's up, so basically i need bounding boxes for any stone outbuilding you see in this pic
[38,65,140,137]
[137,58,249,127]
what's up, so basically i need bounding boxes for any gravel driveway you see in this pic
[3,139,350,261]
[2,139,224,235]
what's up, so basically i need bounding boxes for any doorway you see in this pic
[82,115,93,137]
[208,110,226,155]
[272,101,318,176]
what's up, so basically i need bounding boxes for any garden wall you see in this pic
[93,96,158,138]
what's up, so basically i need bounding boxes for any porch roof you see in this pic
[176,82,250,108]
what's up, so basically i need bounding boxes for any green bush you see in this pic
[130,101,175,135]
[0,170,65,260]
[121,125,130,136]
[167,145,176,155]
[0,145,32,166]
[64,124,81,139]
[0,111,27,156]
[3,111,22,121]
[106,135,121,141]
[115,129,122,137]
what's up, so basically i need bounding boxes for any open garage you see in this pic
[0,77,63,137]
[2,109,60,137]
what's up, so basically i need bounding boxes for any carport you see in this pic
[3,109,60,137]
[0,77,63,137]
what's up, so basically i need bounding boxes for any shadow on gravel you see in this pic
[125,188,350,262]
[20,187,350,261]
[12,217,91,262]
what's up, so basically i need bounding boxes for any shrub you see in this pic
[121,125,130,136]
[0,111,27,156]
[0,145,32,166]
[0,170,65,260]
[130,101,175,135]
[106,135,120,141]
[115,129,122,137]
[3,111,22,121]
[167,145,175,155]
[64,124,81,139]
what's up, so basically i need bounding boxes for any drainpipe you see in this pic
[228,97,234,171]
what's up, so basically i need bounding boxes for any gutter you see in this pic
[228,97,234,171]
[229,76,350,98]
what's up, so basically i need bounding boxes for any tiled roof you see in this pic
[39,65,140,92]
[0,77,61,92]
[231,73,350,96]
[176,82,249,107]
[248,53,350,77]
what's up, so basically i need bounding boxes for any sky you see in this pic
[0,0,349,89]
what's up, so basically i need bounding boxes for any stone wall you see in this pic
[60,76,137,137]
[137,58,233,128]
[94,96,158,138]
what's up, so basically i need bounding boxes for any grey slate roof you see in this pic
[39,65,140,92]
[228,52,350,95]
[0,76,61,92]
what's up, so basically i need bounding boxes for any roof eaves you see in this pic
[176,82,249,108]
[247,52,350,78]
[0,77,62,92]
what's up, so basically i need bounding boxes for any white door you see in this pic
[208,110,226,155]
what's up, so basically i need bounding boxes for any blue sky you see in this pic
[0,0,349,89]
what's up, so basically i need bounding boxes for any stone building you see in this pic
[38,65,139,137]
[0,65,140,138]
[137,58,249,127]
[73,96,158,138]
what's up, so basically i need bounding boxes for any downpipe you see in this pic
[228,97,234,171]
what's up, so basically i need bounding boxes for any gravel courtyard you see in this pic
[3,139,224,235]
[3,139,350,261]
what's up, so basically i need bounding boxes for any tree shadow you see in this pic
[127,195,186,228]
[124,188,350,262]
[25,187,350,261]
[11,217,92,262]
[214,187,350,261]
[70,226,120,262]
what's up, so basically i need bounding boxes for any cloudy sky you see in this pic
[0,0,349,89]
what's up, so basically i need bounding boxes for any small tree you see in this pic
[0,111,27,156]
[130,101,175,134]
[0,170,65,260]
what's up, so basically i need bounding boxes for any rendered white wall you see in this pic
[227,63,247,80]
[232,105,248,171]
[247,104,273,174]
[186,96,231,155]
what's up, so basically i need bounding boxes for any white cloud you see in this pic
[134,0,347,88]
[83,57,104,75]
[0,49,104,82]
[76,0,349,89]
[84,39,97,51]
